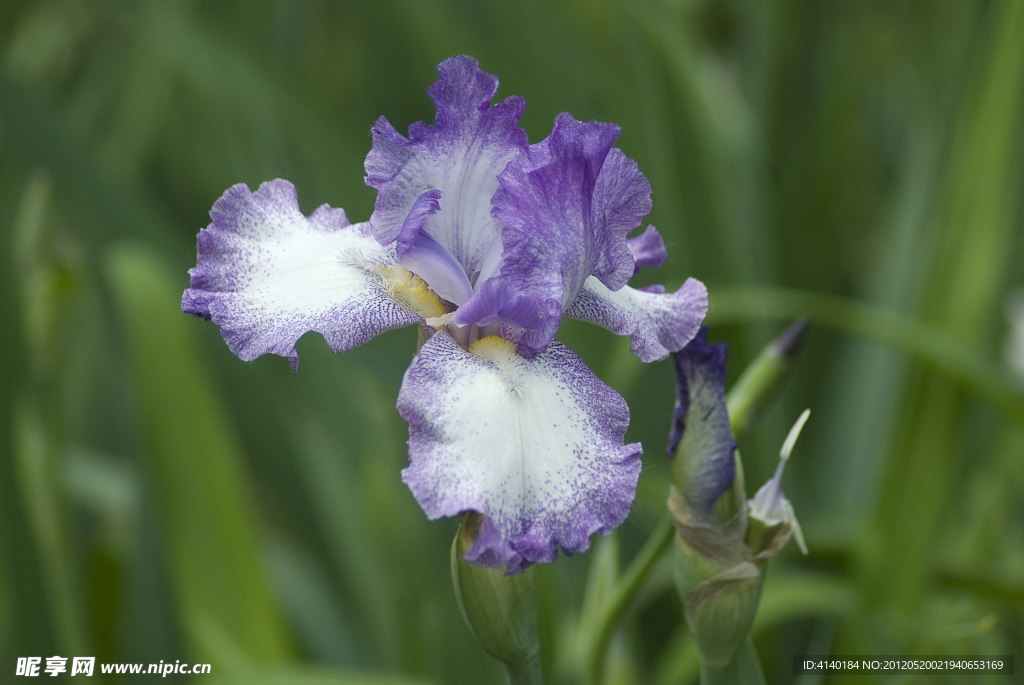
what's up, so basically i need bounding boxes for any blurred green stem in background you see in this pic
[579,516,674,685]
[726,317,809,438]
[13,401,87,657]
[870,0,1024,612]
[707,287,1024,422]
[105,245,292,675]
[12,169,89,656]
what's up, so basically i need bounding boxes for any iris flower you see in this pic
[182,56,708,573]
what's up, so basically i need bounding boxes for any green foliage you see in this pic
[105,245,292,672]
[1,0,1022,683]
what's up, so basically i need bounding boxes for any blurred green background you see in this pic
[1,0,1022,683]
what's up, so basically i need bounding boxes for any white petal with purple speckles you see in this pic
[565,276,709,363]
[398,332,641,574]
[182,179,434,371]
[365,56,528,276]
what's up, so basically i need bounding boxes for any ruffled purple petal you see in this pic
[182,180,423,371]
[399,332,641,574]
[396,190,474,305]
[627,226,668,273]
[668,328,737,515]
[565,276,708,362]
[494,289,543,331]
[365,56,528,277]
[590,147,654,289]
[493,113,653,356]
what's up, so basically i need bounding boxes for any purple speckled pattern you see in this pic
[668,328,737,515]
[492,113,653,356]
[399,332,642,574]
[183,56,712,574]
[566,276,708,363]
[182,179,421,372]
[365,56,528,277]
[626,226,669,273]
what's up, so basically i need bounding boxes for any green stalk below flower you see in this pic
[698,635,766,685]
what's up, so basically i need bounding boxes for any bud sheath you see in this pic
[451,513,541,684]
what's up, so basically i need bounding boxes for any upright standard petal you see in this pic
[399,333,642,574]
[566,276,708,362]
[493,113,653,355]
[669,328,737,517]
[183,180,440,371]
[590,148,655,290]
[365,56,528,276]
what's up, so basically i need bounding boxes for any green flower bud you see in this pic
[668,329,810,672]
[726,317,809,438]
[451,513,540,680]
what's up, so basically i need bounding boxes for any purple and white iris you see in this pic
[182,56,708,574]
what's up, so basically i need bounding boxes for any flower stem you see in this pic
[584,515,675,684]
[503,656,543,685]
[699,635,766,685]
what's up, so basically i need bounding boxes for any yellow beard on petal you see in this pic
[468,335,518,361]
[378,264,447,319]
[356,257,446,320]
[340,247,446,319]
[468,336,528,396]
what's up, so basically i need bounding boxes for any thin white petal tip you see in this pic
[789,504,808,555]
[780,408,811,461]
